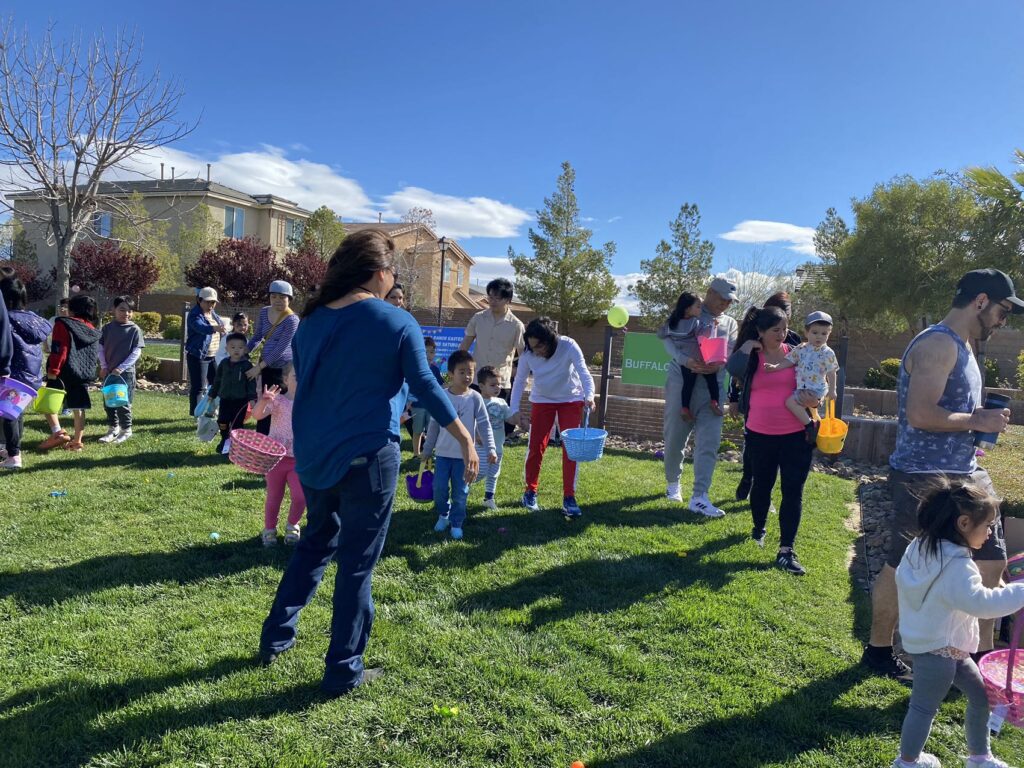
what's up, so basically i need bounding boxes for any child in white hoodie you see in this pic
[892,481,1024,768]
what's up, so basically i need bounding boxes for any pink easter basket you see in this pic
[698,334,728,365]
[229,429,286,475]
[978,553,1024,728]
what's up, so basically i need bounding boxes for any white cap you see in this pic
[709,277,739,301]
[198,287,218,302]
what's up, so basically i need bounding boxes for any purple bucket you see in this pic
[406,469,434,502]
[0,377,37,420]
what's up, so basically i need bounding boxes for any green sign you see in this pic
[621,332,673,386]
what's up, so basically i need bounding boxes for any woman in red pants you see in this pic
[509,317,595,518]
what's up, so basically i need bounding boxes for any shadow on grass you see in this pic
[457,534,759,629]
[588,664,902,767]
[386,493,696,574]
[14,449,226,473]
[0,539,284,607]
[0,656,328,768]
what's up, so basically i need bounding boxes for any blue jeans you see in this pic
[434,456,470,528]
[259,441,400,693]
[186,354,216,416]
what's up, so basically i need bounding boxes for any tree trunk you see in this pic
[56,241,71,300]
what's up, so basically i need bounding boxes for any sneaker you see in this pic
[60,408,72,417]
[776,549,806,575]
[112,429,133,444]
[98,427,120,444]
[221,438,232,455]
[735,475,752,501]
[39,431,71,451]
[1,455,22,470]
[451,527,464,540]
[666,483,683,503]
[261,528,278,547]
[259,643,293,667]
[861,645,913,681]
[688,494,725,518]
[65,439,84,452]
[0,448,8,461]
[482,497,498,510]
[433,516,450,532]
[680,407,694,422]
[966,757,1011,768]
[890,755,941,768]
[521,491,540,511]
[562,496,582,518]
[751,528,766,548]
[284,524,301,545]
[320,667,384,699]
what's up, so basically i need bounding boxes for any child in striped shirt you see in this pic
[475,365,514,509]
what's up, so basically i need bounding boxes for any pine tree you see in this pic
[508,162,617,331]
[629,203,714,328]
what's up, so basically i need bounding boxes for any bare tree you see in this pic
[0,22,195,298]
[721,246,796,322]
[399,206,436,309]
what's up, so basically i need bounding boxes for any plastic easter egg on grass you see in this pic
[607,305,629,328]
[654,449,665,459]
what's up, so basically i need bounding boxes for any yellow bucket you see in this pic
[32,381,66,415]
[815,398,848,455]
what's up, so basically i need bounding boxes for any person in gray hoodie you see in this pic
[0,275,52,469]
[892,481,1024,768]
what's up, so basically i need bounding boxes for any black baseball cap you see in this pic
[954,269,1024,314]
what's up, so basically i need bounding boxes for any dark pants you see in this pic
[746,429,814,548]
[680,368,720,409]
[255,366,283,436]
[260,442,400,693]
[2,414,24,457]
[187,354,217,416]
[104,369,136,430]
[217,398,250,448]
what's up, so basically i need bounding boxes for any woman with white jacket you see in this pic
[892,481,1024,768]
[509,317,595,519]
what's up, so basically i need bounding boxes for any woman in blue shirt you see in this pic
[184,287,227,416]
[258,229,478,696]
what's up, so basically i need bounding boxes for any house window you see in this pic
[92,212,112,237]
[224,206,245,238]
[276,217,286,247]
[456,266,464,287]
[286,218,304,246]
[443,260,452,283]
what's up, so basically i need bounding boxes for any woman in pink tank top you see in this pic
[726,306,820,576]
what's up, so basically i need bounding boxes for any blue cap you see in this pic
[269,280,293,297]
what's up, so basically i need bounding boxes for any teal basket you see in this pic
[101,374,129,408]
[561,411,607,463]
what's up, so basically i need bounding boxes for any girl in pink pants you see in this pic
[251,364,306,547]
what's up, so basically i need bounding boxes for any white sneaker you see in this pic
[688,494,725,518]
[98,427,121,444]
[891,754,942,768]
[112,429,133,444]
[966,756,1012,768]
[221,438,232,455]
[483,498,498,510]
[666,483,683,502]
[1,455,22,470]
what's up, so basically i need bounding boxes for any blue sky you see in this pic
[7,0,1024,296]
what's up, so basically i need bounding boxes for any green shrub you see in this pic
[1018,351,1024,389]
[863,357,901,389]
[721,413,744,435]
[162,316,183,340]
[718,439,739,453]
[136,350,162,380]
[984,357,1001,388]
[591,351,604,367]
[135,312,162,337]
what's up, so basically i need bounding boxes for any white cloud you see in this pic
[381,186,531,239]
[608,215,623,223]
[581,216,597,222]
[719,220,817,256]
[466,256,641,313]
[104,145,531,240]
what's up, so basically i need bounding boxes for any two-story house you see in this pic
[8,177,311,277]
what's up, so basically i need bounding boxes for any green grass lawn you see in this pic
[2,393,1022,767]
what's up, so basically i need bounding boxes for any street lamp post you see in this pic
[436,236,449,325]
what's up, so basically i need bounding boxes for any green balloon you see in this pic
[607,305,629,328]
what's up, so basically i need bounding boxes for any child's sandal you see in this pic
[261,528,278,547]
[284,525,301,545]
